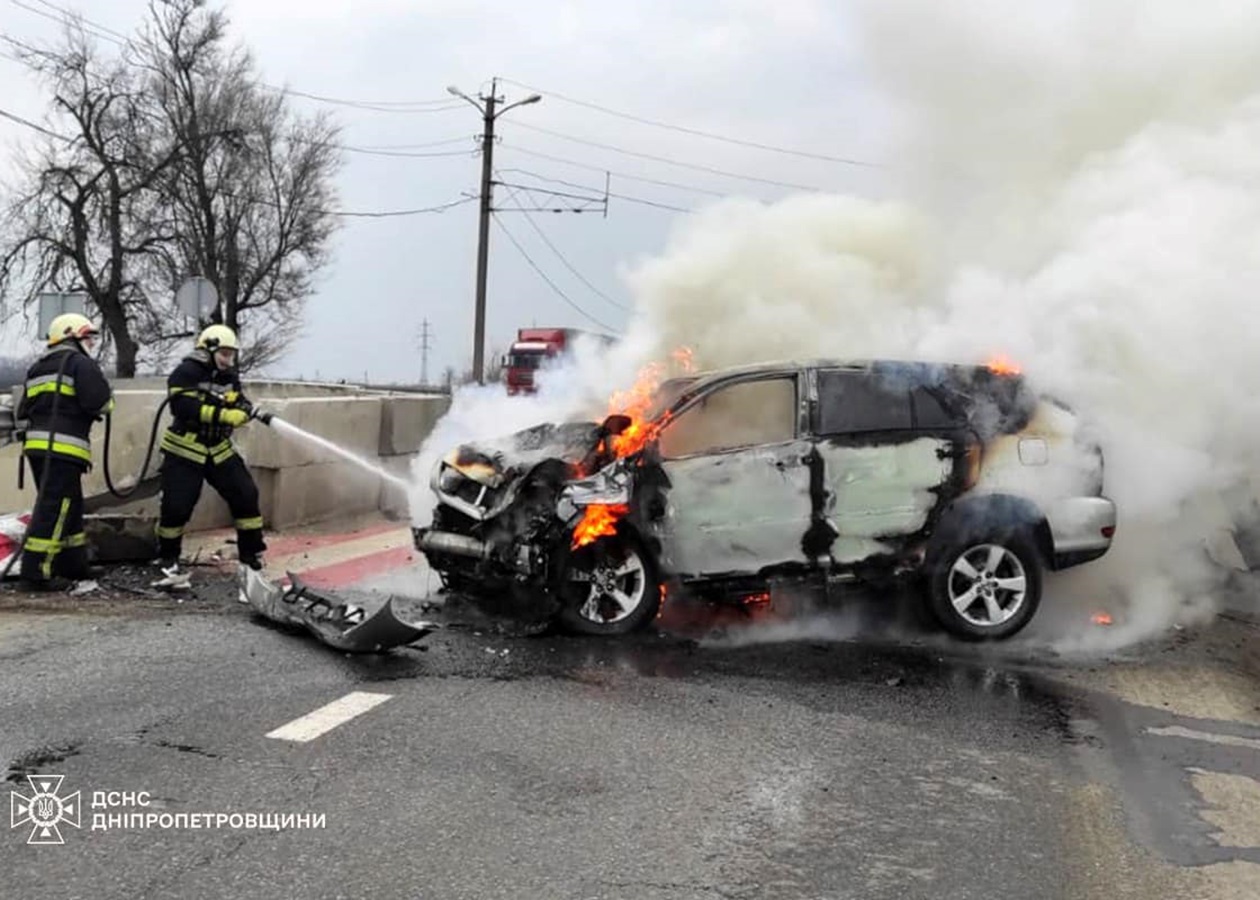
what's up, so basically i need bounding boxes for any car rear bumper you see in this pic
[1046,496,1117,570]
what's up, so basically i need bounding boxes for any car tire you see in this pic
[554,529,662,636]
[926,530,1042,641]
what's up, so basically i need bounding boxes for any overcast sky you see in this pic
[0,0,896,383]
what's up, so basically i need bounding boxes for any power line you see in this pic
[501,76,882,169]
[166,187,476,219]
[269,91,465,114]
[333,143,474,159]
[499,158,727,197]
[1,39,476,161]
[353,136,474,151]
[509,122,828,193]
[499,167,692,214]
[0,104,68,140]
[333,196,476,218]
[497,174,628,312]
[492,213,616,332]
[607,192,691,214]
[10,0,464,113]
[11,0,121,45]
[288,135,476,159]
[25,0,125,39]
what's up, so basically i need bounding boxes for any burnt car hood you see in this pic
[442,421,605,488]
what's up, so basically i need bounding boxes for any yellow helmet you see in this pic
[196,324,239,352]
[47,312,99,347]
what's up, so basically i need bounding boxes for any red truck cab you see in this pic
[503,327,614,395]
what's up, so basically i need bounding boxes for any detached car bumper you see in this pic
[1046,496,1117,569]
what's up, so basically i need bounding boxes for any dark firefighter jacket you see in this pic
[18,343,114,467]
[161,350,253,465]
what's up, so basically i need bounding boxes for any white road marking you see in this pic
[1146,725,1260,752]
[266,691,393,742]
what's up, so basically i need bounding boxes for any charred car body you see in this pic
[414,359,1117,640]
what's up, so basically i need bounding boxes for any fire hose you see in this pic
[1,374,274,580]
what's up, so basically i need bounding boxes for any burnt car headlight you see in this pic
[555,495,579,527]
[437,464,464,495]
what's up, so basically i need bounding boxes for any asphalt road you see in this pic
[1,565,1258,900]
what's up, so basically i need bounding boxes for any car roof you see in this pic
[673,357,1005,391]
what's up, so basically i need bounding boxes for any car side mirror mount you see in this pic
[601,414,632,436]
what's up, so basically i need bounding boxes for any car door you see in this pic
[652,372,814,579]
[810,367,957,564]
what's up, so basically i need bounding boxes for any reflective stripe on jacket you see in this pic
[19,344,113,467]
[161,350,248,465]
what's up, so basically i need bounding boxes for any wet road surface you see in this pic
[1,567,1258,899]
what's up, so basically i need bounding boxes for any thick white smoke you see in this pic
[406,331,658,526]
[412,0,1260,651]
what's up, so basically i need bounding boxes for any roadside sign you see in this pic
[176,276,219,321]
[37,292,87,339]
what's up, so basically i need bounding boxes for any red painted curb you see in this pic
[284,544,418,590]
[196,521,402,560]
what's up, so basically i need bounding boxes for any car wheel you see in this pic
[927,532,1042,641]
[555,530,661,636]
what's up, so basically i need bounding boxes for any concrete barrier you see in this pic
[0,379,451,550]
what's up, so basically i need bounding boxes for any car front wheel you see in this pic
[555,530,661,636]
[927,533,1042,641]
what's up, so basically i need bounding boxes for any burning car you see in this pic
[413,358,1117,640]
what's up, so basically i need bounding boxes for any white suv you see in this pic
[415,359,1117,641]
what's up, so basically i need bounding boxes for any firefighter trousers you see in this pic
[20,454,89,582]
[156,451,266,565]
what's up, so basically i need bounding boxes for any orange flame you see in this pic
[1091,612,1113,626]
[986,354,1022,376]
[571,503,629,549]
[605,347,696,459]
[570,349,696,546]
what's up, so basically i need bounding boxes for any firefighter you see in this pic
[151,325,268,589]
[17,312,114,590]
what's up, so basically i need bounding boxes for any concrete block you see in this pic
[89,465,276,535]
[378,395,450,456]
[0,388,170,515]
[0,380,450,539]
[235,397,383,470]
[268,461,382,530]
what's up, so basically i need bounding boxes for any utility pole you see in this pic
[418,318,432,387]
[447,77,541,384]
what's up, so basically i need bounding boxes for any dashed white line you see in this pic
[266,691,393,743]
[1146,725,1260,752]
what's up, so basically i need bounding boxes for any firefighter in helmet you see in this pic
[17,312,115,590]
[152,324,269,589]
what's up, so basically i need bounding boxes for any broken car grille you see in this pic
[441,468,497,510]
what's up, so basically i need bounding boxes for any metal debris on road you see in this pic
[238,564,436,654]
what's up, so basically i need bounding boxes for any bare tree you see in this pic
[457,345,506,385]
[137,0,343,371]
[0,0,343,376]
[0,26,189,376]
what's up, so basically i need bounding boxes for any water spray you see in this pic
[250,409,410,493]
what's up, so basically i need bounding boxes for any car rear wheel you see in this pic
[927,532,1042,641]
[555,531,661,636]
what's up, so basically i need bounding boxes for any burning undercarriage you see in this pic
[414,356,1117,640]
